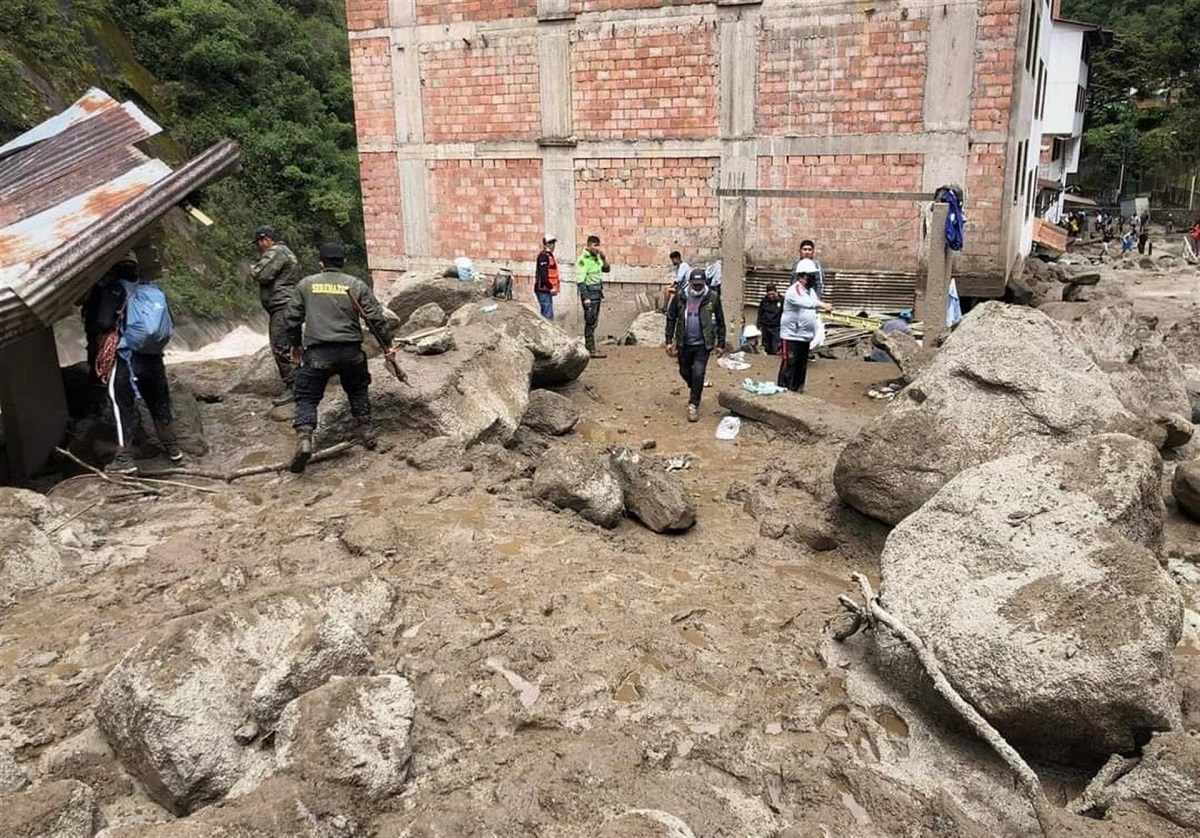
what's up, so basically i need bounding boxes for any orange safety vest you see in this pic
[537,249,560,294]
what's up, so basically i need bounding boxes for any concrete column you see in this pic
[400,159,431,257]
[921,3,976,192]
[388,0,415,26]
[542,148,576,259]
[538,30,573,141]
[0,327,67,483]
[916,203,952,344]
[719,18,756,139]
[718,16,758,334]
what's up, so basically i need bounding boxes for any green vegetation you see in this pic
[1062,0,1200,205]
[0,0,363,317]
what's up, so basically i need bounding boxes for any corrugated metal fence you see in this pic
[745,266,916,314]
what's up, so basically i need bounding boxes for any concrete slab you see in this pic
[717,387,865,441]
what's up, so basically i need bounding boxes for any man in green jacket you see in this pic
[576,234,610,358]
[665,268,726,422]
[283,243,395,473]
[250,225,300,405]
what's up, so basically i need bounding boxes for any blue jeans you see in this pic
[536,291,554,320]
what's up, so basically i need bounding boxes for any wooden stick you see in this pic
[138,441,357,483]
[46,499,104,534]
[54,447,161,496]
[133,476,221,494]
[838,573,1055,837]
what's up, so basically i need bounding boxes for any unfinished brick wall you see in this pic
[572,22,718,140]
[422,37,541,143]
[758,15,928,135]
[755,154,925,266]
[416,0,536,25]
[359,152,404,265]
[574,158,720,267]
[345,0,388,30]
[349,38,395,145]
[427,159,543,261]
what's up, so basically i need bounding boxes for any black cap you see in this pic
[688,268,708,284]
[252,225,278,243]
[318,243,345,263]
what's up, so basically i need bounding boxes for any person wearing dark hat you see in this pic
[665,267,726,422]
[282,243,394,473]
[250,225,300,405]
[534,234,560,320]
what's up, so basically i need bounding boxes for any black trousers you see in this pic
[109,353,172,448]
[293,343,371,431]
[268,307,295,388]
[761,326,781,355]
[677,344,711,406]
[777,339,812,392]
[580,285,603,350]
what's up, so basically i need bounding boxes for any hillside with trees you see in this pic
[0,0,362,316]
[1062,0,1200,207]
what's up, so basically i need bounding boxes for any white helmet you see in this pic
[793,258,819,275]
[742,325,761,339]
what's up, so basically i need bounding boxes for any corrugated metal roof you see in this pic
[0,90,239,351]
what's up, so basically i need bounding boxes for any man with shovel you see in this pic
[283,243,398,473]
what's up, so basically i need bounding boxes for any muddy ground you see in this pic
[4,250,1200,837]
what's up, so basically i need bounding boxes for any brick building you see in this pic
[346,0,1085,324]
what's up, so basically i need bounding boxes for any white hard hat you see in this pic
[543,233,557,243]
[742,325,761,339]
[794,258,818,275]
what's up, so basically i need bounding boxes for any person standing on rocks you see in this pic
[283,243,395,473]
[756,283,783,355]
[665,268,726,422]
[777,259,832,393]
[577,234,610,358]
[249,225,300,406]
[534,234,560,321]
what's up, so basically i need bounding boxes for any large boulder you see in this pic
[620,311,667,347]
[834,303,1150,524]
[274,675,414,799]
[227,345,282,398]
[521,389,580,436]
[1041,301,1192,442]
[399,302,448,336]
[386,274,489,325]
[533,447,624,528]
[1088,732,1200,832]
[324,323,533,446]
[0,488,104,608]
[448,300,588,386]
[0,779,104,838]
[718,389,865,442]
[1171,461,1200,520]
[608,448,695,533]
[877,434,1182,759]
[95,578,394,814]
[869,329,931,382]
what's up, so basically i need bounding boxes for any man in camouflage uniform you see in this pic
[250,225,300,405]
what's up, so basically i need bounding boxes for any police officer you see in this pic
[282,243,395,473]
[250,225,300,405]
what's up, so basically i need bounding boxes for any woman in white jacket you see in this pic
[777,259,832,392]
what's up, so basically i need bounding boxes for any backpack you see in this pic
[120,281,173,354]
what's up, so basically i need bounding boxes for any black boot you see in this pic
[290,430,313,474]
[354,418,377,451]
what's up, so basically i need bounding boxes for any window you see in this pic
[1014,140,1029,205]
[1075,85,1087,113]
[1036,61,1047,120]
[1025,1,1038,73]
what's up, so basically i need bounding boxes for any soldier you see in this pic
[249,225,300,405]
[283,243,395,473]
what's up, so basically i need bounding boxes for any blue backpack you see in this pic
[119,281,174,354]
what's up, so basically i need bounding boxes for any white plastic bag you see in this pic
[809,318,826,350]
[453,256,475,281]
[715,416,741,440]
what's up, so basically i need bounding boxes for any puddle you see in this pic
[495,539,523,557]
[800,656,824,674]
[236,451,272,468]
[581,594,602,615]
[680,627,707,647]
[641,654,669,673]
[671,568,692,582]
[875,708,910,739]
[614,674,641,702]
[824,675,847,700]
[764,684,791,697]
[1176,642,1199,657]
[51,662,81,680]
[576,419,617,443]
[486,574,512,590]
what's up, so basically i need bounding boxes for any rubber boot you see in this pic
[290,430,313,474]
[354,418,378,451]
[156,421,184,464]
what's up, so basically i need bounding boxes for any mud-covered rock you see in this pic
[599,809,696,837]
[521,389,580,436]
[878,434,1182,759]
[406,436,464,471]
[325,324,533,446]
[870,329,929,382]
[621,311,667,347]
[400,302,447,336]
[95,578,394,814]
[718,389,865,442]
[386,274,489,325]
[533,447,624,528]
[227,345,283,398]
[608,448,695,533]
[274,675,414,799]
[39,727,133,803]
[1171,460,1200,520]
[448,300,588,386]
[835,303,1150,524]
[400,327,455,356]
[0,779,104,838]
[0,740,28,792]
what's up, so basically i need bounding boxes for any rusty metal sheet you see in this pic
[0,89,160,159]
[745,266,917,315]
